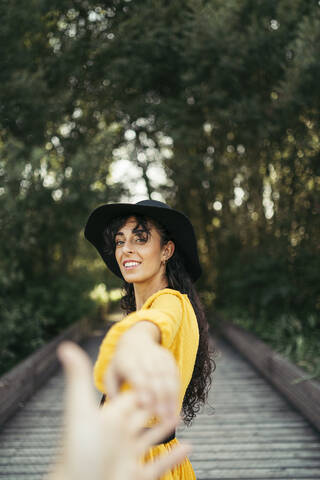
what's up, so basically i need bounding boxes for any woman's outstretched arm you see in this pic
[94,292,185,421]
[106,319,180,419]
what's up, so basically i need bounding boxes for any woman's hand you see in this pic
[47,341,191,480]
[106,321,180,420]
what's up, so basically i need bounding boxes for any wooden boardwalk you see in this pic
[0,331,319,479]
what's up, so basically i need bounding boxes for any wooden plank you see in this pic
[219,321,320,431]
[193,467,320,479]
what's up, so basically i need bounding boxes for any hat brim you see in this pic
[84,203,202,282]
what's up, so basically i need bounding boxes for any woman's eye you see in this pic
[115,240,124,246]
[135,236,147,243]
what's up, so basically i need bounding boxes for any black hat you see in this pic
[84,199,202,282]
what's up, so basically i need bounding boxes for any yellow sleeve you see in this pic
[93,292,183,393]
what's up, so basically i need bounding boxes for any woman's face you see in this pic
[114,216,174,286]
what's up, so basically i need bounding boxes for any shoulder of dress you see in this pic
[142,288,188,310]
[146,288,181,301]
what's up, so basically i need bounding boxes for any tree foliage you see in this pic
[0,0,319,375]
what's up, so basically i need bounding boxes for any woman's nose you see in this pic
[122,241,134,254]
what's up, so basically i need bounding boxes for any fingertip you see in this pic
[57,341,76,365]
[173,442,193,464]
[57,341,91,377]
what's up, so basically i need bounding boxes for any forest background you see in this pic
[1,0,319,379]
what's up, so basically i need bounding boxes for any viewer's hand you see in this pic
[47,341,190,480]
[106,327,180,419]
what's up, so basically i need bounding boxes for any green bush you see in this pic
[0,268,97,376]
[216,248,320,379]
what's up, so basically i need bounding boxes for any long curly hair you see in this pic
[103,214,215,425]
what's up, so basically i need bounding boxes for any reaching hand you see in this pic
[47,341,191,480]
[106,325,180,420]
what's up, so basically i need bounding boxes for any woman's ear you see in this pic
[163,241,175,262]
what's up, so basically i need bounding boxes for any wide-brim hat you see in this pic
[84,199,202,282]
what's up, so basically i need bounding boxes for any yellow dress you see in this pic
[94,288,199,479]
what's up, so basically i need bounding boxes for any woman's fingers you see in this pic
[106,351,147,399]
[105,391,151,431]
[134,349,180,418]
[125,408,153,436]
[152,375,180,418]
[104,390,140,417]
[141,442,192,480]
[108,340,180,422]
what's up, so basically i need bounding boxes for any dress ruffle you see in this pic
[142,438,196,479]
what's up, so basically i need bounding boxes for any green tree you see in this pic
[1,0,319,375]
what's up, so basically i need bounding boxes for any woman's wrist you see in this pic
[118,321,161,349]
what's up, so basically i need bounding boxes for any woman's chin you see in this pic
[122,271,143,283]
[122,272,153,285]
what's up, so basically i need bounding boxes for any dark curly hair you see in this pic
[103,214,215,425]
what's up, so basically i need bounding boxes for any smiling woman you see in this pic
[84,199,214,479]
[111,216,175,310]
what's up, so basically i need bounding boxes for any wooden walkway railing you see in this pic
[0,331,319,479]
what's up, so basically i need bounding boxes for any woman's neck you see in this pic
[134,276,168,310]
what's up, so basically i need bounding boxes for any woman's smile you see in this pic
[123,260,142,270]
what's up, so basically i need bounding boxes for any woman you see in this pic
[84,199,214,479]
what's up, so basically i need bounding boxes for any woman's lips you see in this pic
[123,261,141,270]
